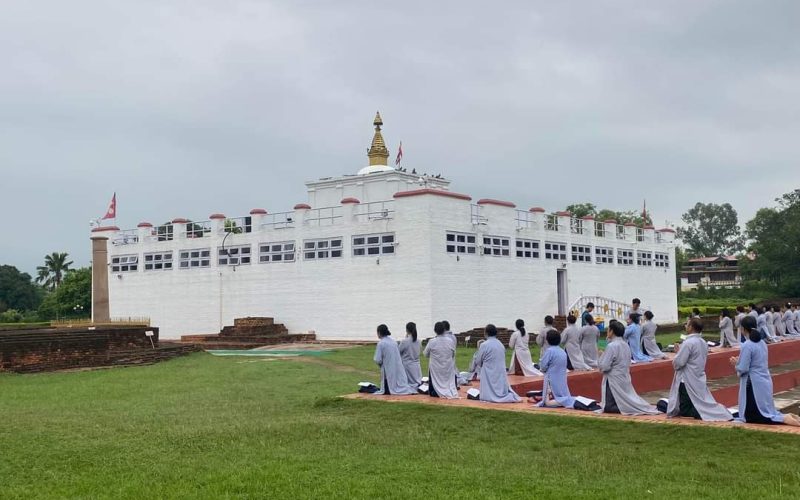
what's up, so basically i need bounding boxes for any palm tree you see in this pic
[36,252,73,290]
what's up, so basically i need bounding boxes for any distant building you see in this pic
[680,255,742,291]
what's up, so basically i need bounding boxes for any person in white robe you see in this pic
[535,315,558,361]
[579,315,600,369]
[641,311,668,358]
[747,303,759,320]
[474,324,521,403]
[441,320,461,385]
[599,320,658,415]
[729,316,800,426]
[718,309,738,348]
[373,324,416,395]
[764,307,776,339]
[423,322,459,399]
[561,314,590,370]
[398,322,422,387]
[508,319,542,376]
[666,318,732,421]
[533,330,576,408]
[756,308,777,343]
[793,305,800,335]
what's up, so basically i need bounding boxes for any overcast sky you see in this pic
[1,1,798,275]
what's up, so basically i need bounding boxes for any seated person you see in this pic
[373,324,416,395]
[730,317,800,425]
[666,318,732,421]
[531,329,576,409]
[473,324,521,403]
[641,311,668,359]
[624,313,652,363]
[561,314,591,370]
[579,315,600,369]
[599,320,658,415]
[423,321,459,399]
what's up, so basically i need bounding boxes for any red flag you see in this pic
[395,141,403,166]
[101,193,117,220]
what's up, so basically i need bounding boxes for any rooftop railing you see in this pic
[355,200,395,222]
[112,229,139,246]
[471,204,487,225]
[261,211,295,229]
[305,206,343,227]
[515,210,538,230]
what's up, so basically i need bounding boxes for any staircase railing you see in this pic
[566,295,645,321]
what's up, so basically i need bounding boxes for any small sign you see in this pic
[145,331,154,337]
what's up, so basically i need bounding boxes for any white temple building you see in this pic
[91,113,678,340]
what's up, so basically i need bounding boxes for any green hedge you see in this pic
[0,322,50,330]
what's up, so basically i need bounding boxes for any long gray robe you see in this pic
[474,337,521,403]
[536,326,556,361]
[598,338,658,415]
[734,312,746,337]
[579,325,600,368]
[423,335,459,399]
[373,336,416,395]
[666,334,732,421]
[508,331,542,376]
[443,331,460,379]
[765,310,776,337]
[784,310,798,335]
[774,312,785,336]
[561,324,590,370]
[398,336,422,386]
[718,316,738,348]
[641,320,667,358]
[794,310,800,334]
[538,347,575,408]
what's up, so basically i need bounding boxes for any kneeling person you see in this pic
[535,330,577,408]
[474,324,521,403]
[599,320,658,415]
[373,324,416,395]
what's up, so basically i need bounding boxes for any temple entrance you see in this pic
[556,268,568,315]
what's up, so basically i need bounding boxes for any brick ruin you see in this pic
[180,317,317,348]
[0,325,199,374]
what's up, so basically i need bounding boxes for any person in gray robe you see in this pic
[641,311,668,358]
[373,324,416,395]
[793,305,800,335]
[536,315,558,361]
[534,330,576,409]
[579,314,600,369]
[666,318,732,421]
[474,324,521,403]
[756,308,777,343]
[730,316,800,426]
[599,320,658,415]
[508,319,542,376]
[398,322,422,387]
[747,303,759,320]
[764,307,776,339]
[561,314,590,370]
[442,320,461,385]
[773,305,786,337]
[718,309,738,348]
[423,322,459,399]
[783,304,798,336]
[734,306,747,342]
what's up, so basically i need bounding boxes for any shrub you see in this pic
[0,309,24,323]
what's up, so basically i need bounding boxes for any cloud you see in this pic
[1,0,798,273]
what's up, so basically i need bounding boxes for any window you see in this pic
[218,245,251,266]
[571,244,592,262]
[544,241,567,261]
[259,242,295,263]
[143,252,173,271]
[304,238,343,260]
[516,239,540,259]
[111,254,138,272]
[179,248,211,269]
[595,247,614,264]
[483,236,510,256]
[655,252,670,268]
[353,233,395,256]
[446,232,477,255]
[637,250,653,267]
[617,248,634,266]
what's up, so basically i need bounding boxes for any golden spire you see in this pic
[367,111,389,166]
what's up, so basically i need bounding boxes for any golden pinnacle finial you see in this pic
[367,111,389,166]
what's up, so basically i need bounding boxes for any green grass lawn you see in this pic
[2,345,798,499]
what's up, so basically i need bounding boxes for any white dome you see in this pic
[357,165,395,175]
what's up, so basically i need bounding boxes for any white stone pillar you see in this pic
[603,219,617,241]
[556,211,572,233]
[249,209,267,230]
[210,213,226,235]
[340,197,360,223]
[529,207,545,230]
[624,223,637,241]
[137,222,153,243]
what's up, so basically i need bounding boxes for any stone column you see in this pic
[91,235,110,323]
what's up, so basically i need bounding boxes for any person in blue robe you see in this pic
[730,316,800,425]
[474,324,521,403]
[534,330,576,409]
[373,324,416,395]
[624,313,652,362]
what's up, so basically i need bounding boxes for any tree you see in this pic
[35,252,73,290]
[676,202,743,257]
[564,204,652,225]
[565,203,597,218]
[742,190,800,295]
[37,267,91,320]
[0,265,42,313]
